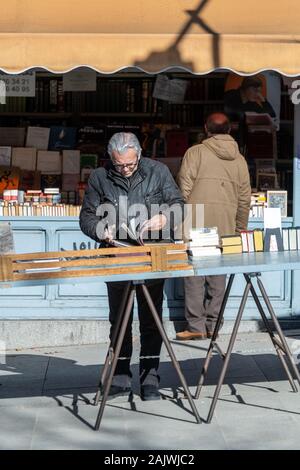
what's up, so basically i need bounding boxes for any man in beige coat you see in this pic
[176,113,251,340]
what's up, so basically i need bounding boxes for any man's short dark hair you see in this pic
[205,113,231,135]
[241,76,262,91]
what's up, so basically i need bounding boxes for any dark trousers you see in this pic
[106,279,164,382]
[184,275,226,333]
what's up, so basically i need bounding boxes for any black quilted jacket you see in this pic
[79,157,184,243]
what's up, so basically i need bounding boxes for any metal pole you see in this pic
[95,286,136,430]
[141,283,201,424]
[94,282,131,406]
[195,274,235,399]
[245,274,297,392]
[206,279,251,423]
[256,276,300,388]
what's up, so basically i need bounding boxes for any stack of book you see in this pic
[250,192,266,218]
[221,235,243,254]
[0,201,81,217]
[44,187,61,204]
[221,230,264,254]
[240,229,264,252]
[282,227,300,250]
[188,227,221,257]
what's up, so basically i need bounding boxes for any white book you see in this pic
[289,228,297,251]
[189,246,221,254]
[63,150,80,174]
[247,232,255,253]
[282,228,289,250]
[12,147,37,171]
[37,151,61,174]
[189,233,219,240]
[189,248,221,257]
[189,227,218,237]
[26,127,50,150]
[188,238,219,248]
[297,228,300,251]
[241,232,248,252]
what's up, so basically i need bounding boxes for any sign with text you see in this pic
[153,75,188,103]
[63,69,97,92]
[0,71,36,97]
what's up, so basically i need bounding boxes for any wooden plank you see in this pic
[13,265,153,281]
[8,246,151,261]
[150,246,168,271]
[167,253,188,262]
[12,255,151,271]
[4,243,190,285]
[144,243,187,250]
[8,244,186,261]
[0,256,14,282]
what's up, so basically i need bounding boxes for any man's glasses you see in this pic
[112,158,139,171]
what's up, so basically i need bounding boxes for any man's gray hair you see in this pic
[107,132,142,159]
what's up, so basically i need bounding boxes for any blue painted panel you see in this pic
[230,272,285,299]
[0,230,46,298]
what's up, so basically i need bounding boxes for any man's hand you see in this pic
[140,214,167,236]
[103,225,115,243]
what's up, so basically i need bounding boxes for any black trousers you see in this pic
[106,279,165,381]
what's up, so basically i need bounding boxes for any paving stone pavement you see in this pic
[1,332,300,450]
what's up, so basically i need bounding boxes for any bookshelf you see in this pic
[0,70,295,216]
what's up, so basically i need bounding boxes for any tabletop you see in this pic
[1,251,300,288]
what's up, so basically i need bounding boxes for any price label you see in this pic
[0,71,36,97]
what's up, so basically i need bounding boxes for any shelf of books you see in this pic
[0,70,295,220]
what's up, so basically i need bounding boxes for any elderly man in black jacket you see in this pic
[80,132,184,401]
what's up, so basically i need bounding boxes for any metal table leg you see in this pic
[94,281,131,406]
[206,277,252,423]
[245,273,298,392]
[256,275,300,388]
[195,274,235,399]
[94,279,201,430]
[141,283,201,424]
[95,284,136,430]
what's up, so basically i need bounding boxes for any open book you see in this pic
[121,220,145,245]
[111,219,146,247]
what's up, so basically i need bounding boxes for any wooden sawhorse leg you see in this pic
[195,273,300,424]
[94,280,201,430]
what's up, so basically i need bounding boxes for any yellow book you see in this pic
[253,229,264,252]
[221,235,242,247]
[222,244,243,254]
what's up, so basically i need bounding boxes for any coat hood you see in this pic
[202,134,240,161]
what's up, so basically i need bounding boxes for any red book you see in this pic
[166,130,189,158]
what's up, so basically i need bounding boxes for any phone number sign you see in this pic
[0,71,36,97]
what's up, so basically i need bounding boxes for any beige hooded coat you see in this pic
[177,134,251,237]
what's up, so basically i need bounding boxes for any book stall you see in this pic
[0,0,299,329]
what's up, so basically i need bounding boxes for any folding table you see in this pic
[0,244,201,430]
[1,248,300,428]
[192,251,300,423]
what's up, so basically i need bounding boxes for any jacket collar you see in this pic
[107,159,146,191]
